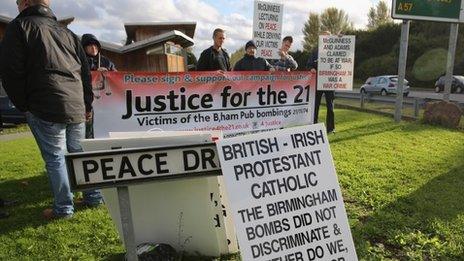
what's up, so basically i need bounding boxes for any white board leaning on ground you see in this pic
[217,124,358,261]
[253,0,284,60]
[317,35,356,91]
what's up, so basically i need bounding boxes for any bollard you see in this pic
[414,98,420,119]
[360,92,365,109]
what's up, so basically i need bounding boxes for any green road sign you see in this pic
[392,0,464,23]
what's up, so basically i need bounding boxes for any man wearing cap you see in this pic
[268,36,298,71]
[234,40,274,71]
[0,0,93,219]
[197,28,231,71]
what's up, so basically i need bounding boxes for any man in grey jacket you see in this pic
[0,0,102,219]
[268,36,298,71]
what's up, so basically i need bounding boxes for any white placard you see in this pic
[317,35,355,91]
[253,0,284,59]
[217,124,358,261]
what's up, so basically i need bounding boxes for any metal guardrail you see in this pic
[334,92,424,119]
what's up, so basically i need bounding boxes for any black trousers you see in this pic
[314,91,335,132]
[85,111,94,139]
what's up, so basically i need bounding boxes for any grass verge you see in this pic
[0,109,463,260]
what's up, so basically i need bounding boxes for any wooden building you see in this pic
[0,15,195,72]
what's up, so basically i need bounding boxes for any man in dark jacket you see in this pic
[0,0,94,219]
[234,40,273,71]
[81,34,116,72]
[196,28,231,71]
[81,33,116,138]
[308,31,335,133]
[75,33,113,208]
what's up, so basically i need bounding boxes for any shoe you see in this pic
[42,208,72,220]
[74,198,103,209]
[0,199,19,207]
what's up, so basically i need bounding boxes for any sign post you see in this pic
[392,0,464,22]
[391,0,464,121]
[394,20,410,123]
[444,23,459,102]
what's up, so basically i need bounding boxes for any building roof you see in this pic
[99,30,194,54]
[124,21,196,44]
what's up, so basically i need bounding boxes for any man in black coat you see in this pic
[196,28,231,71]
[308,31,335,133]
[0,0,99,219]
[234,40,273,71]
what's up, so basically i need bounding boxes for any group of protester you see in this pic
[196,28,335,133]
[0,0,335,220]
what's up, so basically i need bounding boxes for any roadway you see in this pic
[345,88,464,103]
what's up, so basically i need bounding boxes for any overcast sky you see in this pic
[0,0,389,56]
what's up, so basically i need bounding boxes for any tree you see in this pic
[367,0,393,30]
[302,8,353,52]
[302,12,320,52]
[230,47,245,68]
[320,7,353,35]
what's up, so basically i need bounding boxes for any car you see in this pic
[434,75,464,93]
[360,75,410,97]
[0,84,26,125]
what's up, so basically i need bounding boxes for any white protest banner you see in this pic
[92,71,315,138]
[253,0,284,59]
[66,143,220,191]
[317,35,356,91]
[217,124,358,261]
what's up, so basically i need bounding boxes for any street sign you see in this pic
[392,0,464,23]
[66,143,221,191]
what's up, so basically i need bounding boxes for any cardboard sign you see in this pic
[91,71,315,138]
[66,143,220,190]
[217,124,358,261]
[317,35,355,91]
[253,0,284,59]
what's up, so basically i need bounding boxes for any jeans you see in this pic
[314,91,335,132]
[26,112,102,216]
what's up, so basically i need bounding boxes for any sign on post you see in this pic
[392,0,464,23]
[317,35,356,91]
[253,0,284,59]
[217,124,358,261]
[66,143,221,191]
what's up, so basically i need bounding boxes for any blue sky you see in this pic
[0,0,387,56]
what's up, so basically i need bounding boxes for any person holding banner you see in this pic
[308,31,335,133]
[197,28,231,71]
[81,33,116,139]
[233,40,274,71]
[78,33,114,208]
[268,36,298,71]
[0,0,93,219]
